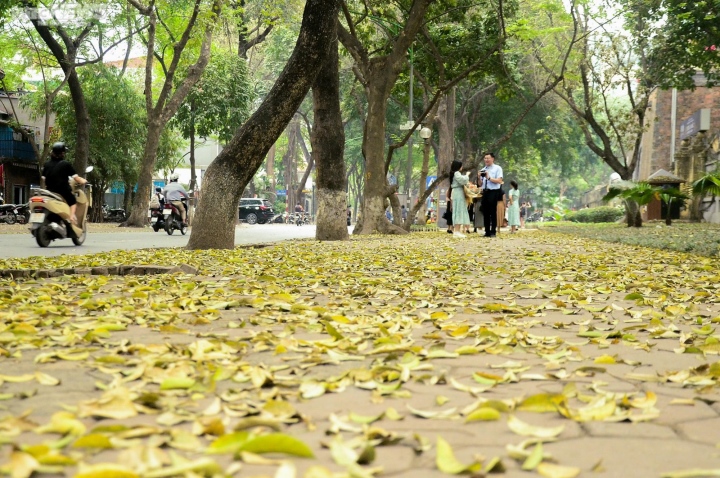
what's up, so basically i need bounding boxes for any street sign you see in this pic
[399,121,416,131]
[426,175,437,188]
[276,189,286,195]
[680,109,710,140]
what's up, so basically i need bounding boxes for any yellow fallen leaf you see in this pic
[594,355,617,364]
[507,416,564,439]
[74,463,139,478]
[465,408,501,422]
[521,442,543,471]
[537,462,581,478]
[435,437,482,474]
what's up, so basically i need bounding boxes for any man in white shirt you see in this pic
[479,152,503,237]
[163,173,189,224]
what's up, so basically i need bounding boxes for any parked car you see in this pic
[238,198,275,224]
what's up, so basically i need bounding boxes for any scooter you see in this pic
[29,167,93,248]
[148,205,166,232]
[163,198,188,235]
[0,204,17,224]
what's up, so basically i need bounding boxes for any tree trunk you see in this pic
[625,200,642,227]
[126,117,164,226]
[67,69,91,173]
[355,71,406,235]
[295,124,314,207]
[313,35,348,241]
[187,0,341,249]
[282,123,299,209]
[189,103,197,192]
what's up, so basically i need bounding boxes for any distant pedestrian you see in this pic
[507,181,520,233]
[520,201,528,228]
[497,187,507,234]
[401,205,408,222]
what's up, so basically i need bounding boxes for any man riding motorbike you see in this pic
[162,173,188,224]
[41,142,87,224]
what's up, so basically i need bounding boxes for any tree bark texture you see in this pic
[313,34,348,241]
[187,0,341,249]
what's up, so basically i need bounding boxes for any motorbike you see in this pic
[14,204,30,225]
[163,198,188,235]
[148,204,166,232]
[29,167,93,248]
[102,204,126,222]
[0,204,17,224]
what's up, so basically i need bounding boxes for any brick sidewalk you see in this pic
[1,232,719,477]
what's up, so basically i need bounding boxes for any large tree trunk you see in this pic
[67,69,91,173]
[355,77,405,235]
[126,117,164,225]
[295,124,314,207]
[313,35,347,241]
[189,103,197,192]
[187,0,341,249]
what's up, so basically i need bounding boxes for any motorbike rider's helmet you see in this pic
[51,142,68,155]
[155,187,162,193]
[169,173,179,182]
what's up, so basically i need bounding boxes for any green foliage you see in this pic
[564,206,625,223]
[642,0,720,87]
[546,222,720,258]
[51,65,146,185]
[173,50,253,144]
[603,181,657,206]
[692,171,720,198]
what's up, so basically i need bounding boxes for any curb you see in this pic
[0,263,199,279]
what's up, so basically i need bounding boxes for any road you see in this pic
[0,224,322,259]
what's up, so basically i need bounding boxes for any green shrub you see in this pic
[564,206,624,223]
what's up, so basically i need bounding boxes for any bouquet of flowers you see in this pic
[463,183,481,206]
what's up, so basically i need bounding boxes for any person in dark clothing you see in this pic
[479,152,504,237]
[41,142,87,224]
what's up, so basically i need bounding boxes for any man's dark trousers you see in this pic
[481,189,501,236]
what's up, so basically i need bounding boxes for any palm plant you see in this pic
[692,172,720,215]
[603,181,657,227]
[658,188,689,226]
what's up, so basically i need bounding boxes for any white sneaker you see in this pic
[453,232,466,238]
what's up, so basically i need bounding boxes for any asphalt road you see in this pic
[0,224,322,259]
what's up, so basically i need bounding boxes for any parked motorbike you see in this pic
[163,198,187,235]
[102,204,126,222]
[14,204,29,225]
[0,204,17,224]
[29,167,93,247]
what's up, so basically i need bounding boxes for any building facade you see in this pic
[0,91,48,204]
[635,74,720,222]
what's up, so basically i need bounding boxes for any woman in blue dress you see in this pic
[450,160,471,237]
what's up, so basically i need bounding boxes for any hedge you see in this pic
[564,206,625,223]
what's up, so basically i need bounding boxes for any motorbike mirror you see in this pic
[85,166,94,173]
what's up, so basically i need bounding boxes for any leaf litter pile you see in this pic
[2,232,720,478]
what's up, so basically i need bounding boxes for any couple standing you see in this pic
[450,152,503,238]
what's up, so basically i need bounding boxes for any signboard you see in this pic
[680,109,710,141]
[426,175,437,188]
[276,189,287,196]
